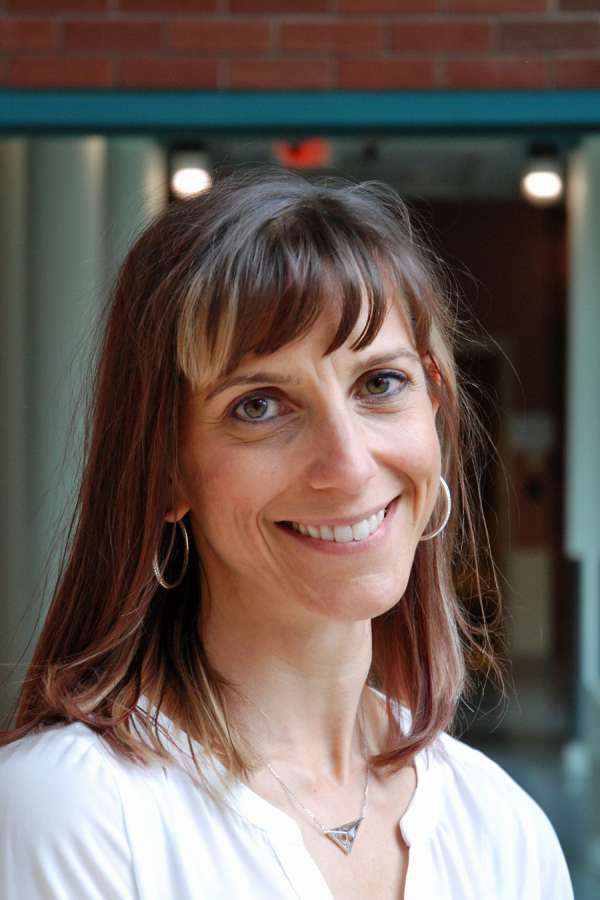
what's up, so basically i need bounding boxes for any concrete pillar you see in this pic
[27,136,106,648]
[564,136,600,835]
[0,141,28,722]
[105,138,167,289]
[0,137,168,723]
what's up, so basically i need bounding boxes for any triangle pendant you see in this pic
[323,817,363,855]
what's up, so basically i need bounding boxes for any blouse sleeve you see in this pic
[0,727,139,900]
[535,804,574,900]
[433,732,575,900]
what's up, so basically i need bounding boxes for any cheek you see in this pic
[182,447,285,530]
[419,429,442,477]
[388,414,441,476]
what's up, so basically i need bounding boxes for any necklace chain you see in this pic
[263,721,371,855]
[265,758,370,834]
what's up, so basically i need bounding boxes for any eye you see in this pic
[361,370,409,399]
[231,394,285,423]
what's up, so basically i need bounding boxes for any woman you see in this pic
[0,167,573,899]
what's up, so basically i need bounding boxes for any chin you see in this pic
[306,575,408,623]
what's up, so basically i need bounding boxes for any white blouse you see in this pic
[0,706,574,899]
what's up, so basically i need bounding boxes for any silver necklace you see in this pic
[264,752,370,856]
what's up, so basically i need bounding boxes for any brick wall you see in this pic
[1,0,599,90]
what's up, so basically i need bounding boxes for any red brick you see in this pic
[8,0,108,10]
[498,21,600,52]
[279,21,382,54]
[339,58,435,89]
[230,0,326,12]
[8,55,113,87]
[559,0,600,9]
[63,20,162,52]
[0,19,57,51]
[390,21,491,54]
[227,58,332,88]
[446,0,548,10]
[339,0,435,11]
[556,56,600,86]
[118,0,215,10]
[167,19,270,54]
[444,57,548,88]
[118,56,217,88]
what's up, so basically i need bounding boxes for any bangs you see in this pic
[176,191,423,391]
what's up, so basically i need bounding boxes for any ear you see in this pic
[164,507,190,524]
[164,473,191,523]
[423,352,441,416]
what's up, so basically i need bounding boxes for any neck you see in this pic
[202,586,375,784]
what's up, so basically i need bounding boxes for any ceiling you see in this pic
[191,136,539,201]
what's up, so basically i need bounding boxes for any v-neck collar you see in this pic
[135,692,444,848]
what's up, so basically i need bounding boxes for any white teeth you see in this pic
[333,525,354,543]
[286,505,389,543]
[352,520,371,541]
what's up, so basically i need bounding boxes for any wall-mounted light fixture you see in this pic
[521,144,563,208]
[170,149,212,199]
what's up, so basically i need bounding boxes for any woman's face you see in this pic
[172,299,442,625]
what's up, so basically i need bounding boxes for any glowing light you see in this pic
[521,161,563,207]
[171,166,212,199]
[170,151,212,199]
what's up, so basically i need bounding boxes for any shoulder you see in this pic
[0,723,139,899]
[435,731,528,791]
[431,730,556,839]
[0,722,123,832]
[433,730,550,827]
[425,731,573,897]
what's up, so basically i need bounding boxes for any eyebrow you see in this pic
[204,347,422,401]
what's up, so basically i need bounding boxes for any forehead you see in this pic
[179,245,419,395]
[200,296,419,404]
[285,294,415,362]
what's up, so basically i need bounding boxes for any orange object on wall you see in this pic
[273,138,332,169]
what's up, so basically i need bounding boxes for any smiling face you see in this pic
[171,298,442,628]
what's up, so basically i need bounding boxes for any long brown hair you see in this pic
[2,166,506,779]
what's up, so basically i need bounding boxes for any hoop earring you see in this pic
[152,519,189,589]
[419,476,451,541]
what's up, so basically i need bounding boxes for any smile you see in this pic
[279,503,391,544]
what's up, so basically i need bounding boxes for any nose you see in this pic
[305,404,378,495]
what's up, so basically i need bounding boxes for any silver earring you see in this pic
[419,476,451,541]
[152,519,189,589]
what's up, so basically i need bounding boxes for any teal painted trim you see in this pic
[2,89,600,134]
